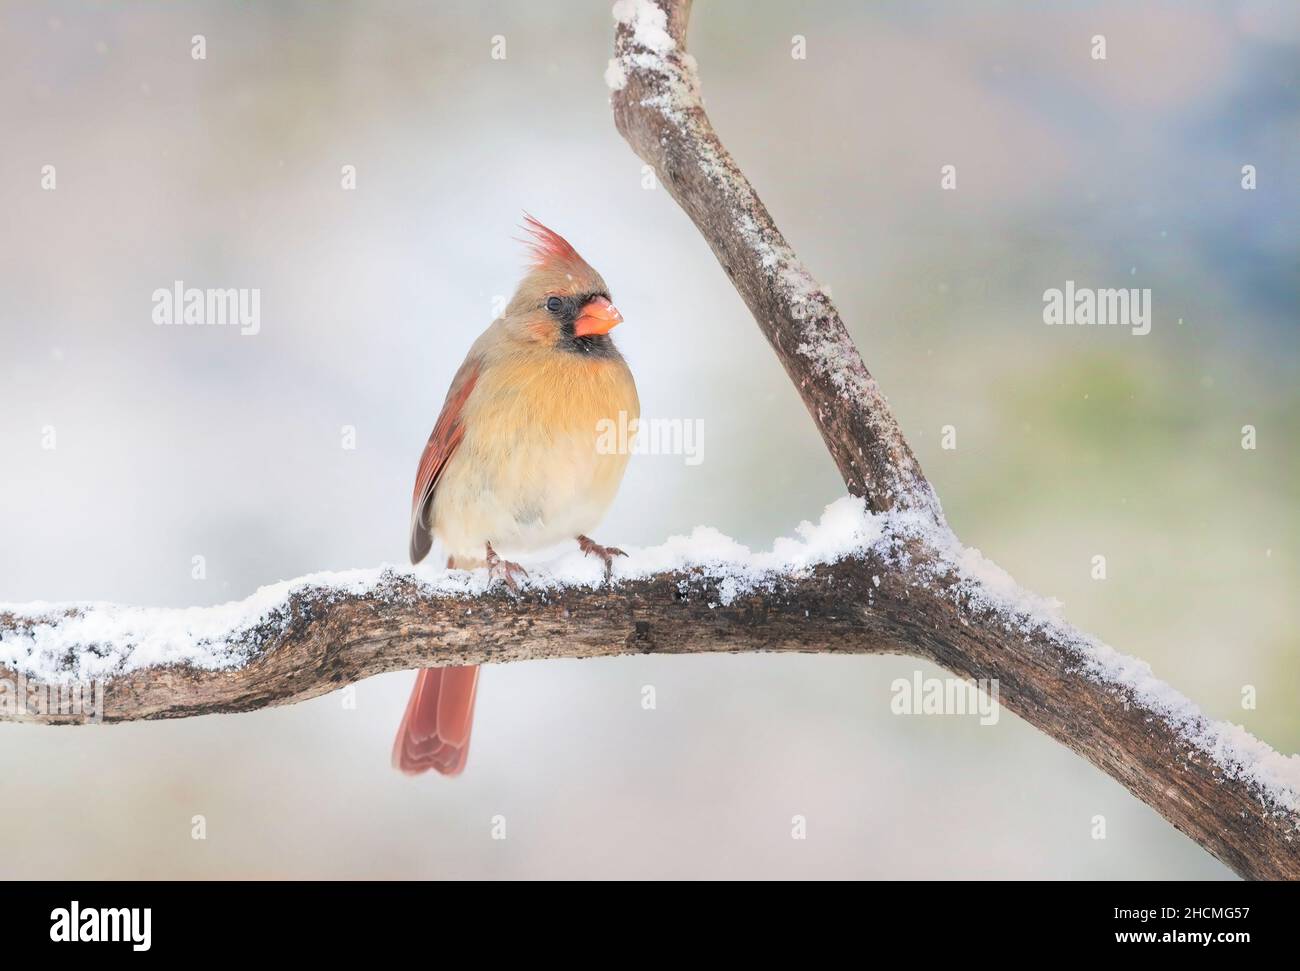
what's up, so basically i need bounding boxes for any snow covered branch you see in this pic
[3,498,1298,877]
[0,500,894,720]
[608,0,941,523]
[604,0,1300,879]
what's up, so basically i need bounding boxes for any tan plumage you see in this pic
[394,217,638,776]
[430,326,638,558]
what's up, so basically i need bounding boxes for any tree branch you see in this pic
[599,0,1298,878]
[0,562,897,721]
[608,0,940,521]
[0,0,1295,881]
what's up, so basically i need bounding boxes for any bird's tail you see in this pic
[392,666,479,776]
[392,553,480,776]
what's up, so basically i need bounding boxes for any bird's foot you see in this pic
[484,542,528,593]
[577,534,627,582]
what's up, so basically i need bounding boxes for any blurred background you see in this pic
[0,0,1296,879]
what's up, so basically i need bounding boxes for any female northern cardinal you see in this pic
[393,216,639,775]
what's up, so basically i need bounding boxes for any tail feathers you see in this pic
[392,666,480,776]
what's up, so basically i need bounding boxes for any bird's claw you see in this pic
[577,535,627,583]
[485,542,528,593]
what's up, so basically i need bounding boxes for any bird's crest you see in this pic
[519,213,585,272]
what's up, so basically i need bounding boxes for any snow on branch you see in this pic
[2,495,1297,876]
[0,498,881,685]
[608,0,941,520]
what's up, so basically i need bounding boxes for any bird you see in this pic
[393,215,639,776]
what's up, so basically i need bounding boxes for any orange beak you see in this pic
[574,295,624,337]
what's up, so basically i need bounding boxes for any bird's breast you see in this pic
[431,350,638,558]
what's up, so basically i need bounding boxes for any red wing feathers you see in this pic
[408,359,480,564]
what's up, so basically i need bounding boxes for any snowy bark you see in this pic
[611,0,939,521]
[0,0,1295,880]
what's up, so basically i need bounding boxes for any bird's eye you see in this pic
[546,296,563,313]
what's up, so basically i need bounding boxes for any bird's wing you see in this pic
[409,357,480,564]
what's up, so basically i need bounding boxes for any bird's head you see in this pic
[503,215,624,356]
